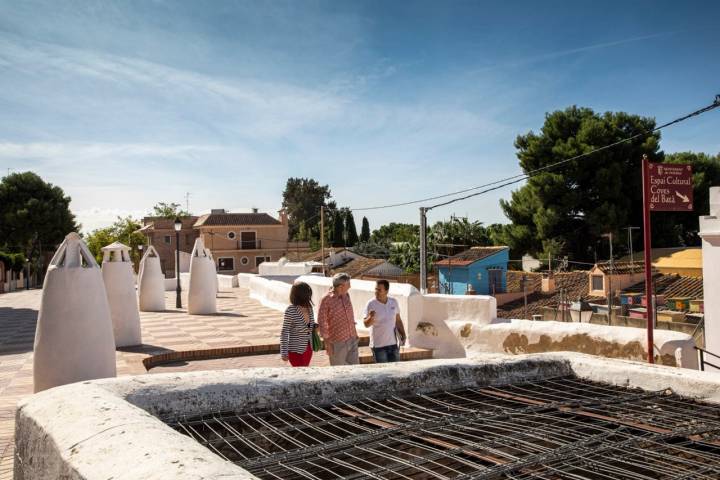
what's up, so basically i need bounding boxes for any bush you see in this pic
[0,252,26,273]
[11,253,26,273]
[0,252,11,269]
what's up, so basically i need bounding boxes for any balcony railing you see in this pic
[239,239,261,250]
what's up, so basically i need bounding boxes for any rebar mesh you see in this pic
[169,376,720,479]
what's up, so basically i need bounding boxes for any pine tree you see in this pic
[360,217,370,243]
[345,210,359,247]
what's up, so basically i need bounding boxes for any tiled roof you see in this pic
[594,262,646,275]
[434,246,508,267]
[618,247,702,270]
[331,258,386,278]
[623,274,703,300]
[139,217,198,231]
[506,271,543,294]
[498,272,602,319]
[284,249,347,263]
[194,213,281,227]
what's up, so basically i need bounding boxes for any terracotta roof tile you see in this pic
[331,258,386,278]
[434,246,508,267]
[623,274,703,300]
[284,249,347,263]
[194,213,281,227]
[498,271,602,319]
[506,271,543,293]
[594,262,646,275]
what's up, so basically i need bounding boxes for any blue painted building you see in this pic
[434,246,509,295]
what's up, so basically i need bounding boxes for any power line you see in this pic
[429,95,720,211]
[352,95,720,212]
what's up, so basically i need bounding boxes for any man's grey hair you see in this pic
[332,272,351,288]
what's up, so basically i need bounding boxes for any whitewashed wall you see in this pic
[246,275,497,358]
[450,318,699,369]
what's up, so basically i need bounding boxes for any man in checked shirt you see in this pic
[318,273,359,366]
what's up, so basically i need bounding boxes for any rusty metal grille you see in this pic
[169,376,720,479]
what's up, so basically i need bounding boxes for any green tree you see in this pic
[429,217,490,255]
[389,237,438,274]
[0,172,78,262]
[345,210,359,247]
[85,216,146,267]
[371,223,419,244]
[331,208,346,247]
[486,223,509,246]
[282,178,333,240]
[652,151,720,246]
[360,217,370,243]
[351,241,390,258]
[499,106,661,262]
[151,202,190,219]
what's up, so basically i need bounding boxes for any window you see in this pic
[185,234,192,246]
[240,256,249,265]
[591,275,604,291]
[227,231,236,240]
[240,231,256,249]
[218,257,235,271]
[255,256,271,267]
[164,235,171,245]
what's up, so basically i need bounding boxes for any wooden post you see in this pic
[320,206,325,276]
[641,154,655,363]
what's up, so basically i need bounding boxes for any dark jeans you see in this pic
[372,344,400,363]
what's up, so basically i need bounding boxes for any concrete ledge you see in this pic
[16,353,720,479]
[451,319,699,369]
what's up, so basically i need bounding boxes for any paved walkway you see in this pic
[0,287,287,480]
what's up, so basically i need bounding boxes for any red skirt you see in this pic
[288,343,312,367]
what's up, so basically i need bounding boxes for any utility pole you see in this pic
[420,207,428,294]
[185,192,191,213]
[522,275,528,320]
[320,205,326,276]
[602,232,614,324]
[627,226,640,273]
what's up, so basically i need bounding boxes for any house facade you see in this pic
[587,262,646,298]
[139,216,200,278]
[194,208,308,274]
[434,246,509,295]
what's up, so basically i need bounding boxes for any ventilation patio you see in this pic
[169,376,720,479]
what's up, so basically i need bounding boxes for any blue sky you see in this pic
[0,0,718,232]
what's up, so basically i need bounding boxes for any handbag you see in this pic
[311,326,322,352]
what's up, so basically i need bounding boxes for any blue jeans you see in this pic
[372,344,400,363]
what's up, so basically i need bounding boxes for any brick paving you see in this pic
[0,286,287,480]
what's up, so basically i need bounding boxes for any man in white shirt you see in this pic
[363,279,407,363]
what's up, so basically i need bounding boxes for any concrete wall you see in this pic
[165,273,237,292]
[14,353,720,480]
[258,260,315,276]
[700,186,720,369]
[450,318,699,369]
[246,275,496,358]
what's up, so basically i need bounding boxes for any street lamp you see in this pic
[25,259,30,290]
[136,244,144,273]
[174,217,182,309]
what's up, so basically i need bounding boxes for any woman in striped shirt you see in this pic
[280,282,317,367]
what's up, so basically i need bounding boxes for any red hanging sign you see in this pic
[648,163,693,211]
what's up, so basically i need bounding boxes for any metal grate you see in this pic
[169,376,720,479]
